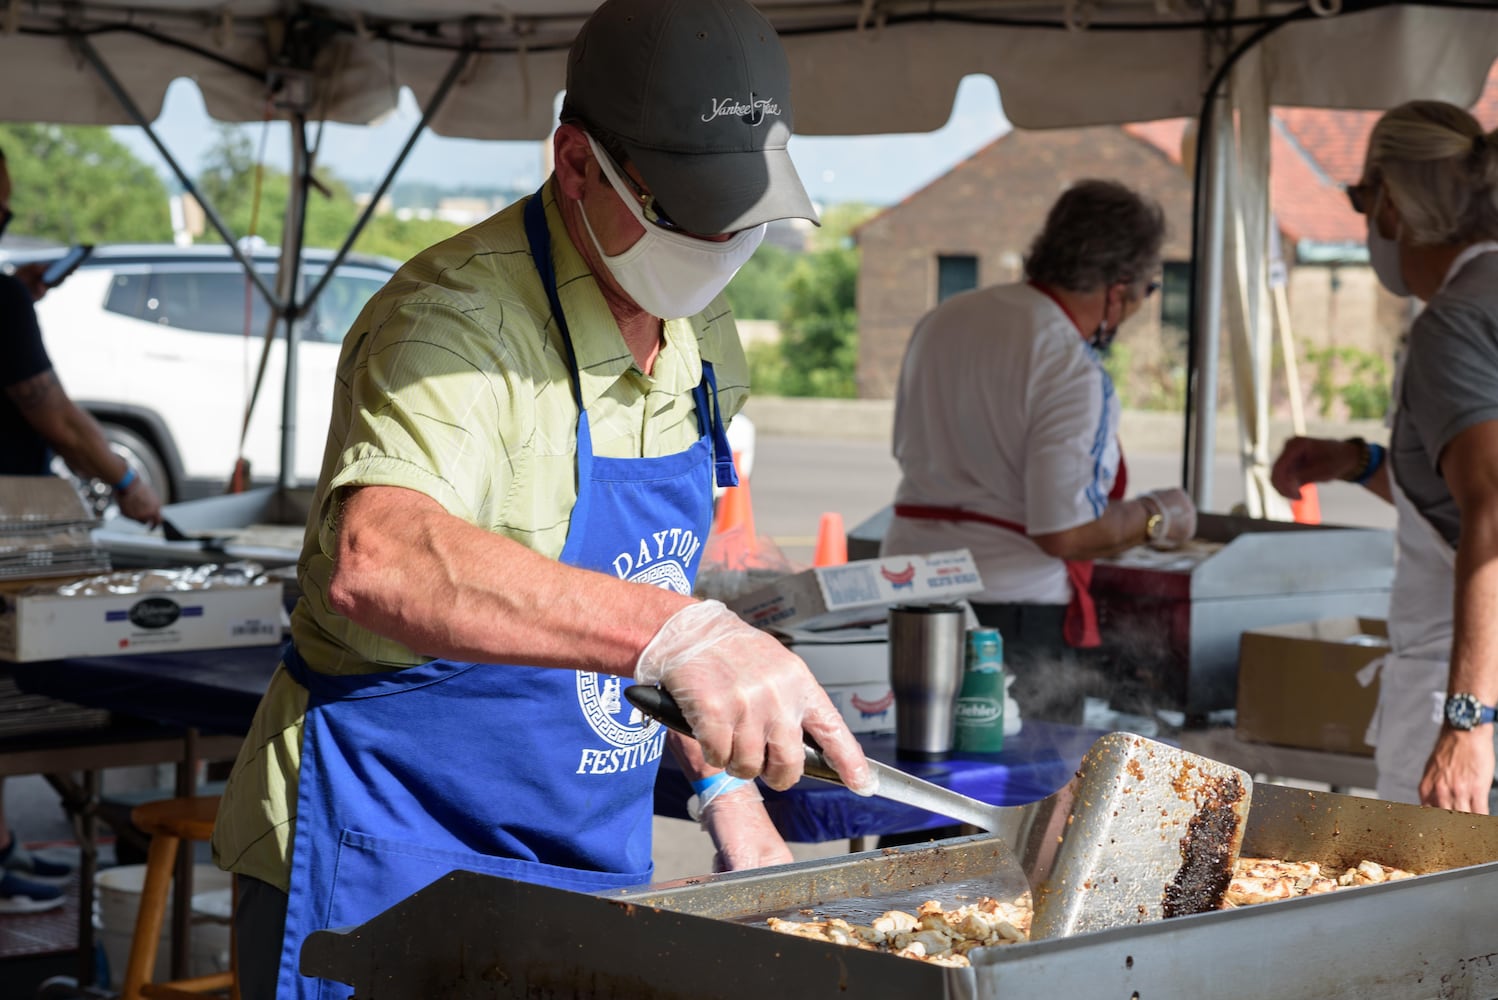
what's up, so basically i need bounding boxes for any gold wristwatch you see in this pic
[1140,495,1167,545]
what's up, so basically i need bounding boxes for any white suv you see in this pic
[7,243,399,508]
[8,242,754,511]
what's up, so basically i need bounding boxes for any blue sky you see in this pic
[111,75,1011,207]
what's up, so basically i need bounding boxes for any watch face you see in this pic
[1447,693,1483,730]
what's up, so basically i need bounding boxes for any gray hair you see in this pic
[1024,179,1166,294]
[1366,101,1498,246]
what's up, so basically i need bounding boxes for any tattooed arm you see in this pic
[5,369,163,525]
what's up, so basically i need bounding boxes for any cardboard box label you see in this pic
[729,550,982,632]
[825,683,896,734]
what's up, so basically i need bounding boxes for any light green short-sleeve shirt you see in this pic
[212,181,748,891]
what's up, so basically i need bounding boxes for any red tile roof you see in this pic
[1123,116,1365,245]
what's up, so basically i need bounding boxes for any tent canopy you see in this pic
[4,0,1497,502]
[3,1,1497,138]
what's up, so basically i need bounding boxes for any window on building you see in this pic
[1159,260,1192,334]
[936,254,979,303]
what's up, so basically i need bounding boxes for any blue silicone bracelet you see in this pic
[112,467,138,493]
[1354,443,1386,486]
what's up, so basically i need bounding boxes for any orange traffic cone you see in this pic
[1291,483,1321,525]
[813,511,847,567]
[711,453,755,540]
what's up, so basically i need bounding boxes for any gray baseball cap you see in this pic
[565,0,819,234]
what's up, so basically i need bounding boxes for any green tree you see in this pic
[776,245,860,397]
[0,123,172,243]
[195,124,462,259]
[724,242,794,319]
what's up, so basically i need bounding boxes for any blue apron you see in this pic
[275,191,739,999]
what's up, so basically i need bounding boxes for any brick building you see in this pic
[853,65,1498,406]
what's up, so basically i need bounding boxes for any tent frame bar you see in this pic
[73,33,282,309]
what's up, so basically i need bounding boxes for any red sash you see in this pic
[892,455,1126,650]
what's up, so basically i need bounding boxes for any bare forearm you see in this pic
[1449,502,1498,705]
[52,404,128,483]
[328,485,694,676]
[1033,498,1151,561]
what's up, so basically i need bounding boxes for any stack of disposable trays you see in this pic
[0,673,110,737]
[0,476,110,581]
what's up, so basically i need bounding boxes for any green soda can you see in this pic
[954,627,1005,753]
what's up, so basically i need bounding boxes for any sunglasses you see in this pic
[1345,180,1377,216]
[595,147,684,233]
[0,206,10,240]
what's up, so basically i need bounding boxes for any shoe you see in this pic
[0,831,73,880]
[0,870,64,913]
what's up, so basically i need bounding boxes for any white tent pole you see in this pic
[1189,96,1230,510]
[72,34,281,311]
[278,111,311,492]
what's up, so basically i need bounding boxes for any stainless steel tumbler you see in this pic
[888,603,967,760]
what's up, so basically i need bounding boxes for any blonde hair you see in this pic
[1365,100,1498,246]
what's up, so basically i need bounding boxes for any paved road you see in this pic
[750,435,1395,565]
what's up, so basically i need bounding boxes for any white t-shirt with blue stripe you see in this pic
[882,281,1121,605]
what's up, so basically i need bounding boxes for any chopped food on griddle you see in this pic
[769,856,1419,964]
[766,895,1030,967]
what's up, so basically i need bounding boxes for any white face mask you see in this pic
[1366,212,1410,298]
[580,135,766,319]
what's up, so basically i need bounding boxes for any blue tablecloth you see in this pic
[15,645,1106,842]
[655,720,1104,842]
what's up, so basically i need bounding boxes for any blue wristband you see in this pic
[689,772,746,798]
[1354,443,1385,486]
[112,467,137,493]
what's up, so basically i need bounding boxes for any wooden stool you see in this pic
[121,796,239,1000]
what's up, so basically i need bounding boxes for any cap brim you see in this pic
[625,143,820,234]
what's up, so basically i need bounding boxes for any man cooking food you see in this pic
[210,2,873,996]
[881,180,1197,726]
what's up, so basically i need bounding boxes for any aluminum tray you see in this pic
[300,782,1498,999]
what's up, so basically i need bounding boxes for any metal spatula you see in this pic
[626,685,1252,939]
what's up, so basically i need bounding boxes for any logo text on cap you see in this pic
[702,96,782,126]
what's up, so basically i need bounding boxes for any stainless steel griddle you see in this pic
[300,781,1498,999]
[1090,513,1393,716]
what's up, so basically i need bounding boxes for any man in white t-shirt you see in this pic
[882,179,1196,724]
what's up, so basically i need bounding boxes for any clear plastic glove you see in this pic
[635,600,874,795]
[698,782,794,872]
[1140,487,1196,550]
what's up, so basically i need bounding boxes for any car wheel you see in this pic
[50,424,172,520]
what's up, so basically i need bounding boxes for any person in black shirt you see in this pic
[0,144,163,911]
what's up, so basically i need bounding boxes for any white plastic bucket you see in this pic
[94,863,233,989]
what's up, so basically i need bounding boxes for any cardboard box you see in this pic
[727,549,983,632]
[0,576,285,662]
[1236,618,1388,756]
[784,625,895,734]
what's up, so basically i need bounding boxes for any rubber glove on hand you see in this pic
[699,783,794,873]
[1140,487,1197,550]
[636,600,874,795]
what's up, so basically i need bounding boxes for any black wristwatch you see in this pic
[1444,692,1498,730]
